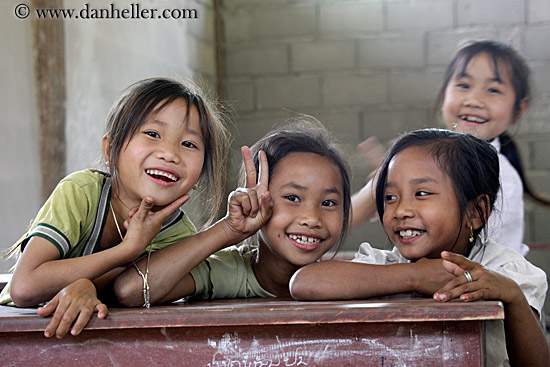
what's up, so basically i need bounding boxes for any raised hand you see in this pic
[37,278,107,338]
[433,251,522,304]
[122,195,189,259]
[223,146,273,240]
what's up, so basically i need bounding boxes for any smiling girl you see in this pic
[113,117,351,303]
[291,129,549,367]
[1,78,230,337]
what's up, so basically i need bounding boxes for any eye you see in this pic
[416,191,432,197]
[182,141,197,149]
[384,194,397,202]
[144,131,160,139]
[284,195,300,203]
[456,82,469,89]
[322,200,337,207]
[487,87,502,94]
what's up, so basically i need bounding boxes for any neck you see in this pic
[252,243,300,298]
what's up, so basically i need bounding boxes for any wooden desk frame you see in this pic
[0,298,503,367]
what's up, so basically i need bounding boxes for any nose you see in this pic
[298,205,322,228]
[156,142,181,164]
[463,89,484,108]
[393,197,415,220]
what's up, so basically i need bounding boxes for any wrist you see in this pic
[217,218,248,245]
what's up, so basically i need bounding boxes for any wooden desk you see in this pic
[0,298,503,367]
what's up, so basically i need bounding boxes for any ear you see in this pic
[512,98,529,124]
[466,194,491,231]
[102,135,111,166]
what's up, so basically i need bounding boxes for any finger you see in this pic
[441,251,475,273]
[247,189,260,218]
[155,194,190,222]
[234,191,252,216]
[37,297,58,317]
[257,150,269,191]
[259,191,274,224]
[70,306,95,336]
[95,303,109,319]
[241,146,257,189]
[43,296,70,338]
[132,197,155,222]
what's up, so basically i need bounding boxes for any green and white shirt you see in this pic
[0,169,196,305]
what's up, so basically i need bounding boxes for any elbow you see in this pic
[289,268,314,301]
[112,277,143,307]
[10,281,41,308]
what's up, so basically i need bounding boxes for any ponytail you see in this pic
[499,132,550,207]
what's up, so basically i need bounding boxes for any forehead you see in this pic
[455,52,512,82]
[388,146,448,183]
[271,152,342,188]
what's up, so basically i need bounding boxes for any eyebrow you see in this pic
[386,177,438,188]
[280,182,342,196]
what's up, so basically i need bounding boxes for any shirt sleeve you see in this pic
[23,178,93,258]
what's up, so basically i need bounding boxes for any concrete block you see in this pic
[457,0,525,26]
[226,80,255,112]
[250,5,316,38]
[387,0,452,30]
[323,74,387,106]
[388,70,442,103]
[529,0,550,23]
[427,29,500,66]
[532,209,550,242]
[530,63,550,96]
[223,7,252,43]
[313,110,363,146]
[320,2,383,34]
[292,41,355,72]
[256,76,321,109]
[525,26,550,60]
[225,46,288,76]
[359,34,424,69]
[532,140,550,169]
[360,107,433,141]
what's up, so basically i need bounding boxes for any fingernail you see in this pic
[461,295,468,301]
[44,331,51,337]
[433,293,438,300]
[439,294,447,301]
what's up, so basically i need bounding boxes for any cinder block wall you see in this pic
[221,0,550,250]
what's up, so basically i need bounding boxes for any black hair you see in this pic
[435,40,549,207]
[375,129,500,241]
[243,116,352,251]
[104,77,230,226]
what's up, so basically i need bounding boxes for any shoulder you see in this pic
[352,242,408,264]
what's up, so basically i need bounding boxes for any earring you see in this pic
[451,122,458,131]
[192,184,198,190]
[105,161,110,167]
[469,226,474,243]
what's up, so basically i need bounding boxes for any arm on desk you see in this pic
[290,258,454,300]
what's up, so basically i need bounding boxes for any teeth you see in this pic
[460,115,487,123]
[399,230,423,239]
[289,234,321,245]
[146,169,178,182]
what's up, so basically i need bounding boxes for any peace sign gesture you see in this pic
[222,146,273,243]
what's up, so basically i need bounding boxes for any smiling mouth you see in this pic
[399,229,424,239]
[288,234,321,246]
[459,115,488,124]
[146,169,179,182]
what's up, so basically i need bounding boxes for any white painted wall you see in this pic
[0,1,42,273]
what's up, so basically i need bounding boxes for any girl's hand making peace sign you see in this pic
[223,147,273,242]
